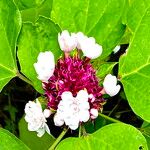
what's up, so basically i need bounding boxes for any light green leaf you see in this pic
[119,0,150,122]
[20,0,53,23]
[18,16,61,93]
[0,128,30,150]
[51,0,126,58]
[19,117,55,150]
[141,122,150,149]
[56,123,148,150]
[0,0,21,91]
[14,0,45,10]
[93,62,117,79]
[123,0,150,33]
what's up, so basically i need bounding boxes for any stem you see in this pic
[49,128,68,150]
[99,113,122,123]
[108,99,121,116]
[79,125,82,137]
[17,72,33,86]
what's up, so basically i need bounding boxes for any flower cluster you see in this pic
[54,90,90,130]
[24,99,50,137]
[25,30,121,136]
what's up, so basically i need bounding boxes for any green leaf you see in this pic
[93,62,117,79]
[56,123,148,150]
[18,16,61,93]
[14,0,45,10]
[123,0,150,33]
[19,117,55,150]
[141,122,150,149]
[20,0,53,23]
[51,0,126,58]
[0,128,30,150]
[0,0,21,91]
[119,0,150,122]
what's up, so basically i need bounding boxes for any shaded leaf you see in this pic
[14,0,45,10]
[19,117,55,150]
[18,16,61,93]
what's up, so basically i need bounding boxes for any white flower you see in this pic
[90,108,98,119]
[103,74,121,97]
[74,32,102,59]
[113,45,120,54]
[54,90,90,130]
[58,30,77,52]
[34,51,55,82]
[24,99,50,137]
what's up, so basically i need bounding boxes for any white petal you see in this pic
[61,91,74,102]
[79,101,90,110]
[113,45,120,54]
[103,74,121,96]
[54,114,64,126]
[76,90,89,102]
[37,128,45,137]
[79,110,90,122]
[44,124,50,135]
[58,30,76,52]
[90,108,98,119]
[108,85,121,97]
[43,109,51,118]
[69,123,79,130]
[80,37,102,59]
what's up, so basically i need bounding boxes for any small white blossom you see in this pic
[43,109,52,118]
[113,45,120,54]
[58,30,77,52]
[24,99,50,137]
[90,108,98,119]
[54,90,90,130]
[103,74,121,97]
[75,33,102,59]
[34,51,55,82]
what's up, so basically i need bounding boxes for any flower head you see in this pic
[24,99,50,137]
[32,30,121,131]
[103,74,121,96]
[34,51,55,82]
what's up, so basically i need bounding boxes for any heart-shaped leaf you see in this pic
[56,123,148,150]
[119,0,150,122]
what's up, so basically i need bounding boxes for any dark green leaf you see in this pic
[19,117,55,150]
